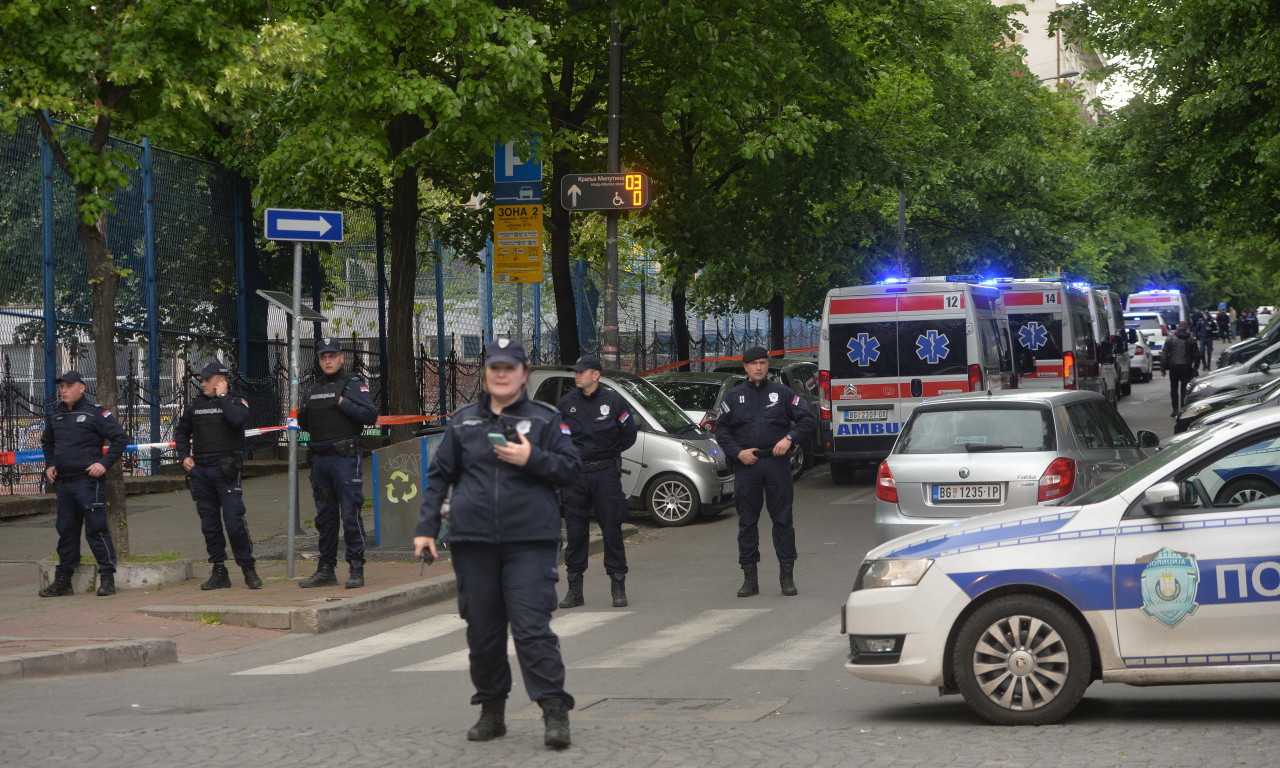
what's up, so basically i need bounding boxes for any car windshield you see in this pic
[611,376,700,434]
[650,379,724,412]
[895,405,1055,454]
[1072,426,1224,505]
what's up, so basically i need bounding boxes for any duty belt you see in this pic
[581,458,618,473]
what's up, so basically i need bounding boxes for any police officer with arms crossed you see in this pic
[414,338,580,749]
[38,371,128,597]
[173,362,262,590]
[557,354,638,609]
[297,338,378,589]
[714,347,816,598]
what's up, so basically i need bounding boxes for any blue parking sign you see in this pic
[494,138,542,183]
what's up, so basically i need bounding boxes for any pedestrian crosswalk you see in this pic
[236,608,846,677]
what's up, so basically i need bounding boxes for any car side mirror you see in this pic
[1260,362,1271,373]
[1127,329,1139,344]
[1136,430,1159,449]
[1098,340,1114,362]
[1142,481,1182,515]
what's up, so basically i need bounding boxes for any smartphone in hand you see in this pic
[487,433,509,447]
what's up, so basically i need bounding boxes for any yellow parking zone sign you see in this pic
[494,204,544,283]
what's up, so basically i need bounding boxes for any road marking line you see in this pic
[234,614,464,676]
[571,609,769,669]
[730,617,843,670]
[395,611,631,672]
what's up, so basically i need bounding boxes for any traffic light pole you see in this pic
[604,0,622,368]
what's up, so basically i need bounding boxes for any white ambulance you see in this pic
[1083,285,1121,406]
[989,278,1107,397]
[818,276,1019,483]
[1126,289,1189,331]
[1100,288,1132,397]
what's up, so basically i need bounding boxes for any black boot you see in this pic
[779,563,798,596]
[299,562,338,588]
[242,565,263,590]
[96,572,115,597]
[559,574,584,609]
[466,698,507,741]
[201,563,232,591]
[38,570,74,598]
[609,573,628,608]
[539,697,571,749]
[737,564,759,597]
[345,562,364,589]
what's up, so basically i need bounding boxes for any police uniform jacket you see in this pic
[557,385,637,463]
[40,396,128,480]
[415,392,581,544]
[297,369,378,448]
[174,392,250,465]
[714,378,816,465]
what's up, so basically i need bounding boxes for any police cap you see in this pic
[55,370,85,386]
[484,337,528,367]
[198,361,230,379]
[742,346,770,364]
[316,337,342,354]
[571,354,602,372]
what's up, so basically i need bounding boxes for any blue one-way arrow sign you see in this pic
[264,208,344,242]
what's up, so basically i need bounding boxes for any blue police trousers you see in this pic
[310,451,367,566]
[189,463,255,568]
[54,476,116,575]
[562,467,629,576]
[450,541,574,708]
[733,456,797,566]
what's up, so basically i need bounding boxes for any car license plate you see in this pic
[931,484,1000,502]
[844,409,889,421]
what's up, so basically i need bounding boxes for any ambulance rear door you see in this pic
[1002,283,1068,389]
[894,284,971,402]
[825,291,903,463]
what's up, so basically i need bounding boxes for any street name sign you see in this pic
[560,172,650,211]
[493,204,544,284]
[264,208,344,242]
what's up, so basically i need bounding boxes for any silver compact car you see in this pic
[874,390,1157,544]
[526,367,734,527]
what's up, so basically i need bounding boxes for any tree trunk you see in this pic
[548,146,580,365]
[81,217,129,559]
[671,281,691,371]
[385,113,426,444]
[769,293,785,353]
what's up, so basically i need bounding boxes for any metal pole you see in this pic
[40,122,57,407]
[434,240,446,419]
[896,190,907,276]
[516,283,524,342]
[141,138,160,473]
[375,204,389,413]
[484,239,494,342]
[286,241,302,578]
[533,282,542,362]
[232,174,249,378]
[604,0,622,368]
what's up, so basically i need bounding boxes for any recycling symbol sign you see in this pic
[915,330,950,364]
[385,470,418,503]
[846,333,881,366]
[1018,321,1049,351]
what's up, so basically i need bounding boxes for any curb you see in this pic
[0,639,177,682]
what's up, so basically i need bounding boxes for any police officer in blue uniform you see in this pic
[556,354,637,609]
[714,347,816,598]
[38,371,128,597]
[174,362,261,591]
[414,338,580,749]
[297,338,378,589]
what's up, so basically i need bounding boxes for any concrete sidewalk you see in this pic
[0,467,632,682]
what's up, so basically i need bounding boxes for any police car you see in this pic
[842,407,1280,725]
[818,276,1019,483]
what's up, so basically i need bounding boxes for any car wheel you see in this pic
[789,442,809,481]
[953,595,1093,726]
[1121,380,1132,396]
[829,460,857,485]
[644,474,701,527]
[1213,477,1280,506]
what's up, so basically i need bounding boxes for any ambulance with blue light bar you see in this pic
[1126,289,1189,331]
[818,276,1018,483]
[989,278,1106,398]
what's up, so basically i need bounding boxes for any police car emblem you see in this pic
[516,420,531,435]
[769,392,779,404]
[1139,548,1200,627]
[600,404,610,416]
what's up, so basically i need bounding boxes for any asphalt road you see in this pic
[2,376,1277,767]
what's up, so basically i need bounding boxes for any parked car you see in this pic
[1186,376,1280,432]
[873,389,1157,544]
[1125,311,1168,369]
[713,357,827,470]
[1217,315,1280,368]
[1127,327,1153,383]
[526,367,734,527]
[1185,339,1280,405]
[1176,376,1280,432]
[844,407,1280,725]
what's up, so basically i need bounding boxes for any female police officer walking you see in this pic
[413,338,580,749]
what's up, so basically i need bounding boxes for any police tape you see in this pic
[639,345,818,376]
[0,414,449,466]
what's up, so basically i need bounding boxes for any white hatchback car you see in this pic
[843,407,1280,725]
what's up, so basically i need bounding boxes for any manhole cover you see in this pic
[581,697,728,715]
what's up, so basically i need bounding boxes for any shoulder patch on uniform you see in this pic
[100,409,111,418]
[560,423,572,435]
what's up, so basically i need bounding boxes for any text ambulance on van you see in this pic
[818,276,1017,483]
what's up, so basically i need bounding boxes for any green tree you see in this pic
[0,0,287,556]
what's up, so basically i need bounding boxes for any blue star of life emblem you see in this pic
[846,333,880,366]
[915,330,950,364]
[1018,321,1049,351]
